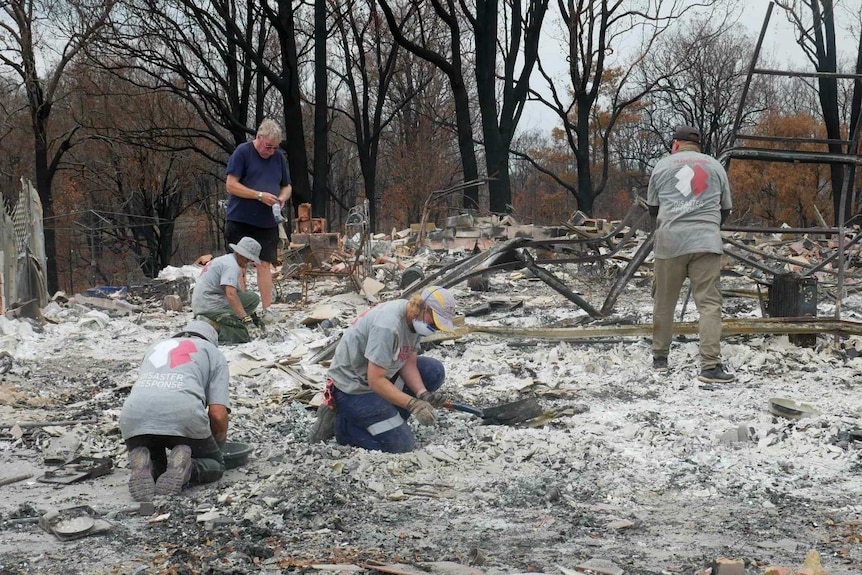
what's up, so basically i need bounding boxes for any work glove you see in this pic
[418,390,446,408]
[251,313,266,331]
[241,316,263,339]
[407,397,437,426]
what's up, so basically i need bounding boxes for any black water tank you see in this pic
[767,272,817,347]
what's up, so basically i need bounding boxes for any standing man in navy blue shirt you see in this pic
[225,119,292,323]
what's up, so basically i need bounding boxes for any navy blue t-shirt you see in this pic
[225,141,291,227]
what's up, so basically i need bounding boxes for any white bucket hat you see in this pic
[229,236,262,264]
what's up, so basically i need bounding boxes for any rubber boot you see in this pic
[308,406,336,443]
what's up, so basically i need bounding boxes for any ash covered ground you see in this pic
[1,253,862,575]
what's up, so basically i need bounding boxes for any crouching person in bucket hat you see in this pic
[315,286,457,453]
[119,320,230,501]
[192,236,263,344]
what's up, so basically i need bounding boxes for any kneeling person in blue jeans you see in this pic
[326,286,457,453]
[120,320,231,501]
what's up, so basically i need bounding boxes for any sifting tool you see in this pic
[441,397,543,425]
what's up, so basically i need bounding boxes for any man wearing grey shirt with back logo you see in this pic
[120,320,231,502]
[192,237,263,344]
[647,125,735,383]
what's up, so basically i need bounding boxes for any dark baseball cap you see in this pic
[673,125,700,143]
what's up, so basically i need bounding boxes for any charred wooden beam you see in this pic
[721,225,841,234]
[723,246,785,275]
[515,248,604,318]
[425,317,862,342]
[601,233,654,316]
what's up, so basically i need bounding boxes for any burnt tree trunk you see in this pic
[312,0,329,220]
[276,0,312,208]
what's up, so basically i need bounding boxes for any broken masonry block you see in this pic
[505,224,534,239]
[467,275,490,292]
[43,434,82,465]
[798,549,827,575]
[296,220,312,233]
[297,202,312,221]
[163,295,183,312]
[410,222,436,232]
[446,214,474,228]
[569,210,587,226]
[710,557,745,575]
[400,266,424,290]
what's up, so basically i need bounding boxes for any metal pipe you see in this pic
[721,225,841,234]
[723,148,862,165]
[729,1,773,153]
[753,68,862,80]
[736,134,853,145]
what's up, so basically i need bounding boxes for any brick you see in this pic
[297,202,312,221]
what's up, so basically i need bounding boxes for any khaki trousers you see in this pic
[652,253,723,369]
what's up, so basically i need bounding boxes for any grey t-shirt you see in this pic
[191,253,242,314]
[120,336,231,440]
[328,300,421,395]
[647,150,733,259]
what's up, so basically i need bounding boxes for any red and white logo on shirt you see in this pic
[674,165,709,197]
[148,340,198,369]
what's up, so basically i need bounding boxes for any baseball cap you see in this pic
[673,125,700,144]
[420,286,456,333]
[175,320,219,346]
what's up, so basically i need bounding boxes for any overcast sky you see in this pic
[520,0,862,134]
[743,0,861,64]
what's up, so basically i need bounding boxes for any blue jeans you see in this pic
[333,356,445,453]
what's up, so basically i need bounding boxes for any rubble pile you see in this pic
[1,227,862,575]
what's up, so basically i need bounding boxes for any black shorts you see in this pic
[225,220,279,264]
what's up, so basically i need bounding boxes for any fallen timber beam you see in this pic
[0,419,98,430]
[601,232,654,316]
[515,248,604,318]
[405,203,651,316]
[401,237,531,297]
[430,317,862,342]
[723,246,785,275]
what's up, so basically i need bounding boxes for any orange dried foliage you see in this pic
[729,111,834,226]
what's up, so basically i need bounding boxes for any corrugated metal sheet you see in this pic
[1,178,48,311]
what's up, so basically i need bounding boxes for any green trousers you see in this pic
[198,291,260,344]
[652,253,723,369]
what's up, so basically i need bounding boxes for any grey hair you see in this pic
[256,119,283,142]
